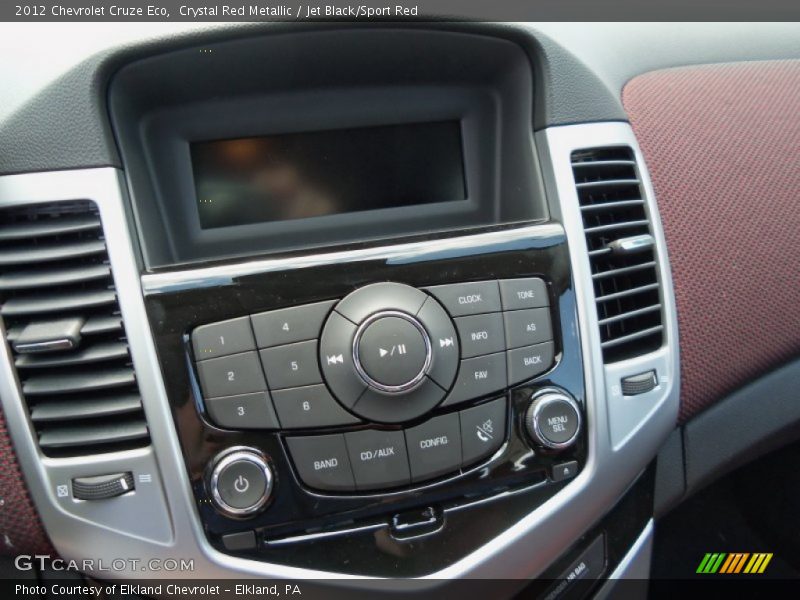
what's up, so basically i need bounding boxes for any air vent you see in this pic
[571,147,664,363]
[0,201,149,457]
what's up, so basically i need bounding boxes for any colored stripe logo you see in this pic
[696,552,773,574]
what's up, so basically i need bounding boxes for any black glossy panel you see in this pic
[144,223,586,576]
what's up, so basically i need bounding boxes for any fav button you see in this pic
[404,413,462,483]
[344,429,411,491]
[441,352,507,407]
[459,397,507,468]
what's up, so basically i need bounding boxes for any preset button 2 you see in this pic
[196,351,267,399]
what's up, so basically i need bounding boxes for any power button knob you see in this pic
[208,448,273,518]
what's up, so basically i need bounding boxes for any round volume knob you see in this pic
[207,447,273,518]
[525,389,582,451]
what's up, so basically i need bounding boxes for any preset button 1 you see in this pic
[192,316,255,361]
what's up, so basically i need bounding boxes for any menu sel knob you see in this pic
[207,447,273,518]
[524,389,581,451]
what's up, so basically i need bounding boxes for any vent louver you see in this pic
[571,147,664,363]
[0,201,149,457]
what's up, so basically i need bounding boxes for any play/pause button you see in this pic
[355,313,431,391]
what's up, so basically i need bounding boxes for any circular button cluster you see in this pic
[319,282,459,423]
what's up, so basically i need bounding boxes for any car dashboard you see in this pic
[0,21,798,598]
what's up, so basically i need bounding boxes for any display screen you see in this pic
[190,121,467,230]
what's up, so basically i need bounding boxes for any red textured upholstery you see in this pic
[623,60,800,422]
[0,409,53,555]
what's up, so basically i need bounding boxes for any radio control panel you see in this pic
[191,278,557,493]
[147,225,586,575]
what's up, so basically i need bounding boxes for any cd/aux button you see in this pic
[344,429,411,491]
